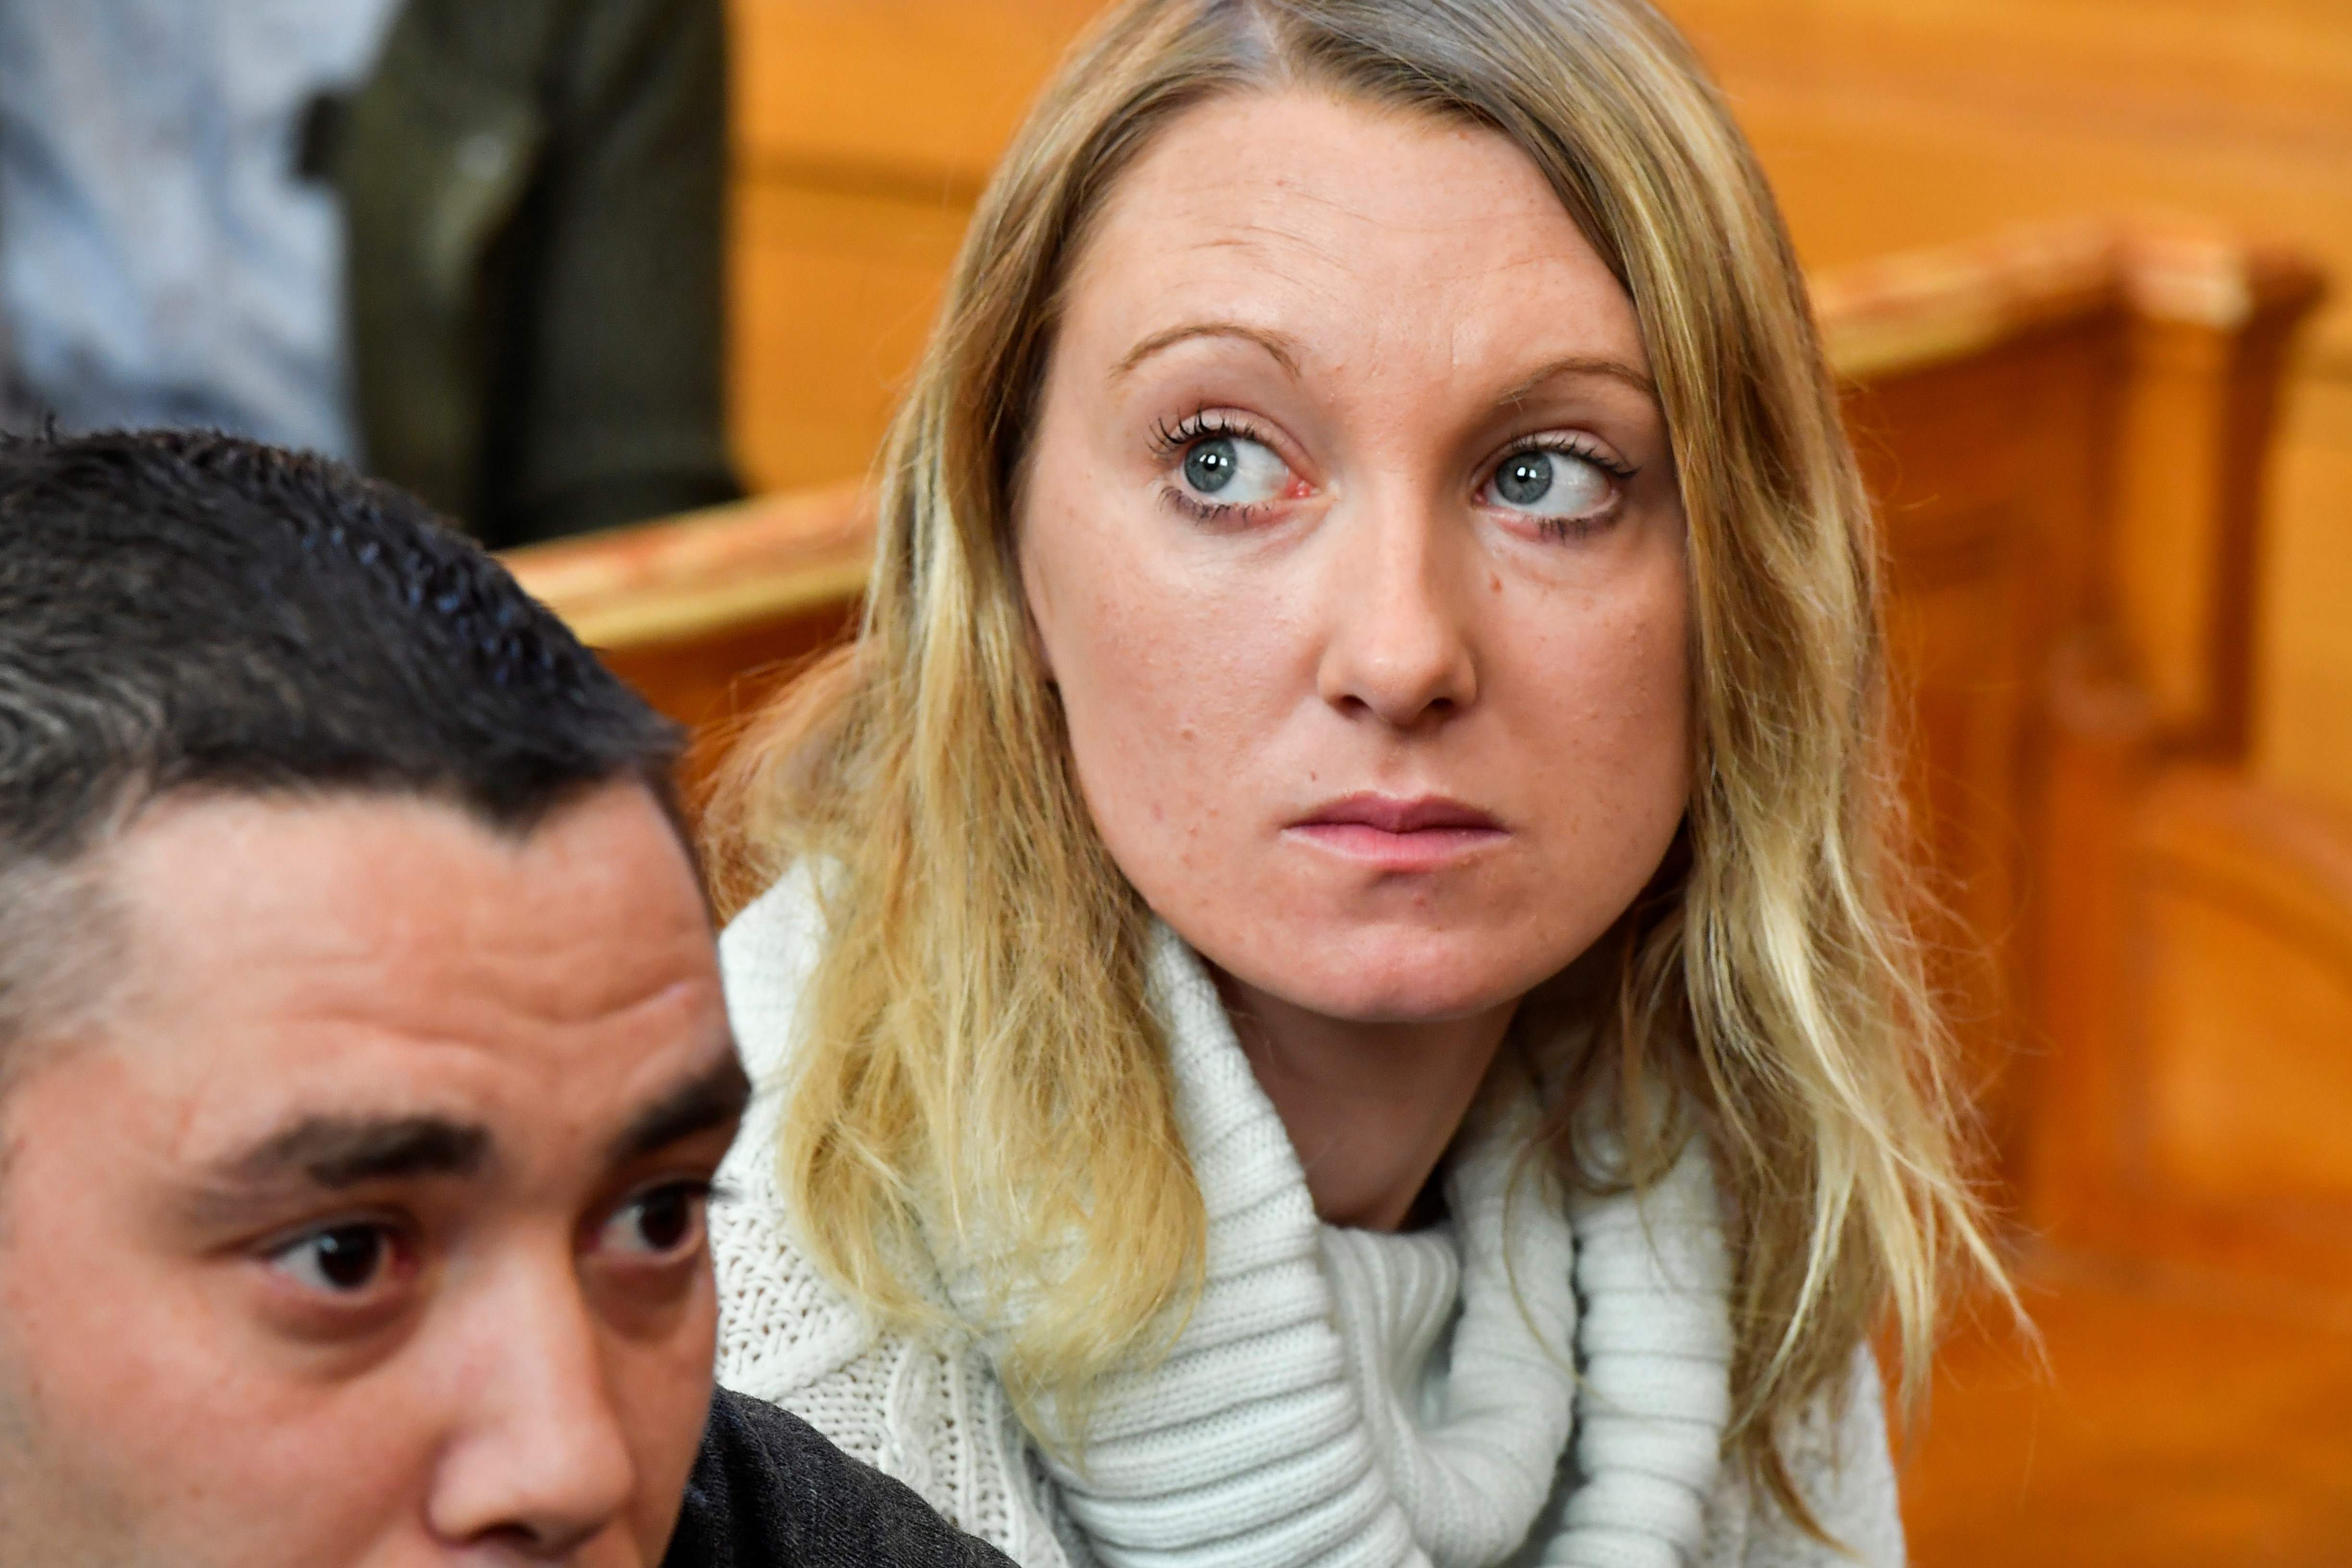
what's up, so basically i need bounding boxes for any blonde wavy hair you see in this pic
[710,0,2003,1525]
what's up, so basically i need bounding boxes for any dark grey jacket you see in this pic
[327,0,740,546]
[665,1389,1017,1568]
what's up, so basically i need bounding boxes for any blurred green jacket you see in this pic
[324,0,740,547]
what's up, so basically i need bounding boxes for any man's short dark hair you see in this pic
[0,429,683,1057]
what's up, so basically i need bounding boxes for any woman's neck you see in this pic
[1214,972,1518,1232]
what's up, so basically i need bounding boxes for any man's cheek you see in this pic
[620,1337,719,1553]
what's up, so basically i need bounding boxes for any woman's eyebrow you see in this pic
[1114,320,1305,380]
[1496,353,1657,406]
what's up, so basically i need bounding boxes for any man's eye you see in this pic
[1483,447,1617,521]
[267,1223,398,1295]
[599,1182,710,1260]
[1180,433,1292,506]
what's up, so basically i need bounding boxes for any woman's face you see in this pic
[1018,90,1691,1027]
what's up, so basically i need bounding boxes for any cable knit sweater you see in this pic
[711,875,1906,1568]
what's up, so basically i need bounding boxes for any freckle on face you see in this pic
[1018,90,1692,1026]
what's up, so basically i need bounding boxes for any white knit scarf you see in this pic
[992,924,1736,1568]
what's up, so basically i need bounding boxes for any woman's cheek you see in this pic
[1065,598,1291,899]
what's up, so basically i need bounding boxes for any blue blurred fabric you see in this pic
[0,0,400,457]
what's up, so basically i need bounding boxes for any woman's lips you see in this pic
[1285,793,1508,870]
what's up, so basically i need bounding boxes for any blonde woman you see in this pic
[704,1,2000,1564]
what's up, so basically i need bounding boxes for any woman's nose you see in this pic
[1313,494,1480,729]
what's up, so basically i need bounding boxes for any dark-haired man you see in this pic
[0,431,1001,1567]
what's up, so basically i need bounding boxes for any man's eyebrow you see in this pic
[607,1051,752,1166]
[1114,321,1305,380]
[1496,353,1658,407]
[220,1115,492,1190]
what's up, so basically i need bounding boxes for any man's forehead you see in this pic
[58,784,732,1167]
[106,785,716,1027]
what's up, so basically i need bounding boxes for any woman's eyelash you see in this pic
[1165,488,1250,524]
[1150,418,1632,484]
[1508,433,1638,480]
[1535,515,1608,543]
[1149,408,1262,457]
[1150,409,1290,525]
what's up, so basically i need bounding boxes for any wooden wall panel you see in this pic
[2141,883,2352,1209]
[1882,510,2034,1155]
[725,0,1102,493]
[2049,764,2352,1284]
[1657,0,2352,808]
[730,181,966,492]
[731,0,1103,191]
[1896,1249,2352,1568]
[2260,374,2352,795]
[1843,302,2130,1177]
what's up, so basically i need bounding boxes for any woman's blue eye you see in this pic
[1185,438,1237,494]
[1486,448,1615,520]
[1178,433,1291,507]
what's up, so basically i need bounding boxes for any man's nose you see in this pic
[425,1258,641,1558]
[1314,489,1480,729]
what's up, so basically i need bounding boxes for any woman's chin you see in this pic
[1207,926,1567,1027]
